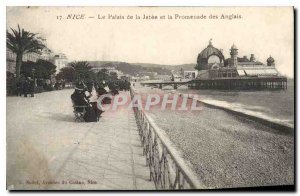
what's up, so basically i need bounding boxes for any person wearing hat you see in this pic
[23,77,29,97]
[86,79,94,94]
[97,84,110,104]
[27,77,35,97]
[71,87,97,122]
[89,87,104,121]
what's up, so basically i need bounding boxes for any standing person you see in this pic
[27,77,35,97]
[54,82,58,90]
[62,79,66,89]
[16,79,21,96]
[30,77,35,97]
[58,80,62,90]
[16,75,25,96]
[23,77,29,97]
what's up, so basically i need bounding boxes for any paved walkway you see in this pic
[7,89,155,190]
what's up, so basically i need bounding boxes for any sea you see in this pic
[168,79,295,126]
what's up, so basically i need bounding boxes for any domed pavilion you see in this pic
[191,39,287,89]
[197,39,225,70]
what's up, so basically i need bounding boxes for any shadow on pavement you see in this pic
[42,112,75,122]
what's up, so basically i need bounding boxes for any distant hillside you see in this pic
[88,61,171,76]
[88,61,196,76]
[132,63,196,71]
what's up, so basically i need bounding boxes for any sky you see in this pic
[6,6,294,77]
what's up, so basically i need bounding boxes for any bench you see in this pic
[72,102,89,122]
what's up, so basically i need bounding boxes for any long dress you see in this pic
[71,90,97,122]
[89,88,104,121]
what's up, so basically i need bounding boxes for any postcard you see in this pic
[6,6,294,190]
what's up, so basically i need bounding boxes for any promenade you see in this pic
[6,89,155,190]
[6,87,294,190]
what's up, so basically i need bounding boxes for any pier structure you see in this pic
[190,76,288,90]
[193,39,288,90]
[141,80,190,90]
[141,39,288,91]
[141,76,287,90]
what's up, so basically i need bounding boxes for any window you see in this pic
[208,55,221,64]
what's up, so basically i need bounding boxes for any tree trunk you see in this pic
[15,53,23,78]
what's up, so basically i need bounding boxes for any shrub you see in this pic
[34,86,44,93]
[43,85,54,91]
[6,77,18,96]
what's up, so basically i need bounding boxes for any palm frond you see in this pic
[6,24,45,55]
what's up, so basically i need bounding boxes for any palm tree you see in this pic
[69,61,91,70]
[7,25,45,78]
[69,61,93,81]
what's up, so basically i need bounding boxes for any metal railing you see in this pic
[130,88,205,190]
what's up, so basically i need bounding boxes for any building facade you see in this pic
[7,48,62,76]
[40,47,53,61]
[54,53,68,73]
[6,49,17,74]
[6,48,42,74]
[6,38,64,75]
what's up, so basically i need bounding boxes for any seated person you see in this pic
[89,88,104,121]
[96,85,107,96]
[71,88,89,107]
[97,85,111,104]
[71,88,97,122]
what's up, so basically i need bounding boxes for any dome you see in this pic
[267,56,275,66]
[196,40,225,70]
[231,43,237,50]
[267,56,275,63]
[197,41,225,60]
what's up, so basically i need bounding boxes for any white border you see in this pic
[1,1,298,196]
